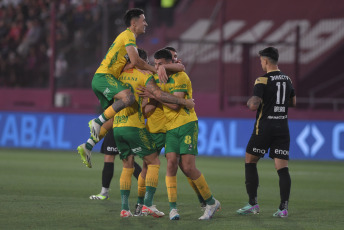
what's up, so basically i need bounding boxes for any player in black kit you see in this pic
[236,47,296,218]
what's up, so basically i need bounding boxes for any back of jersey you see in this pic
[253,70,295,135]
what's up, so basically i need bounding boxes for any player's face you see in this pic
[154,58,168,70]
[133,14,148,35]
[169,50,178,63]
[260,56,267,72]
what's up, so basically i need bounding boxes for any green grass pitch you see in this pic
[0,149,343,230]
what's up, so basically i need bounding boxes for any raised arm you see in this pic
[126,46,157,73]
[160,63,185,73]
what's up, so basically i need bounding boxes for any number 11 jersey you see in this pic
[253,70,295,135]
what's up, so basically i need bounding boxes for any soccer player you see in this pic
[142,49,220,220]
[132,46,188,217]
[236,47,296,218]
[77,8,171,168]
[113,48,194,218]
[88,130,142,200]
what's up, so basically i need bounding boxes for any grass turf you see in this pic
[0,149,343,230]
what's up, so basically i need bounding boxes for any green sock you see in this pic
[205,195,215,205]
[137,197,144,205]
[144,186,156,207]
[121,190,130,211]
[169,202,177,211]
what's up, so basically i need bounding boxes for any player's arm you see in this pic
[289,96,296,107]
[142,97,158,118]
[126,46,157,73]
[161,63,185,72]
[247,96,262,111]
[159,92,185,111]
[143,78,194,109]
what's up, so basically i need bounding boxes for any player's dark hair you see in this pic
[154,49,172,61]
[164,46,177,52]
[138,48,148,62]
[124,8,144,27]
[259,47,279,64]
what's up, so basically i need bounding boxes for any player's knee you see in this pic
[181,165,194,177]
[167,161,178,173]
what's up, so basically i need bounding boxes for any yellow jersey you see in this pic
[159,72,198,131]
[146,102,167,133]
[113,68,153,128]
[95,28,136,78]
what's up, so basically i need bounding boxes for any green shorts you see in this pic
[113,127,157,160]
[150,132,166,154]
[165,121,198,155]
[92,73,129,110]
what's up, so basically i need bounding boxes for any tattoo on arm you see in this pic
[146,79,185,105]
[247,96,262,110]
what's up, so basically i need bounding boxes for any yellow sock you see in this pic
[137,173,146,198]
[104,106,116,119]
[98,127,109,141]
[120,168,134,190]
[192,174,212,201]
[166,176,177,203]
[146,165,160,188]
[187,177,201,196]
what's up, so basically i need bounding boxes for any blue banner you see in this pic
[0,112,343,160]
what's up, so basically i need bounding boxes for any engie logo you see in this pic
[253,148,266,154]
[274,149,289,155]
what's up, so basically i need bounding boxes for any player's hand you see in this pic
[136,85,155,99]
[157,65,168,83]
[122,62,135,71]
[185,98,195,109]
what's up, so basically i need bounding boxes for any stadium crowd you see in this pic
[0,0,114,88]
[0,0,176,88]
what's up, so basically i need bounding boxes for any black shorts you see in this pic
[246,130,290,160]
[100,130,119,156]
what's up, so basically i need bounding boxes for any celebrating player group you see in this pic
[77,8,296,221]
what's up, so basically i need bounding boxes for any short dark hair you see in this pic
[164,46,177,52]
[259,47,279,64]
[154,49,173,61]
[124,8,144,27]
[137,48,148,62]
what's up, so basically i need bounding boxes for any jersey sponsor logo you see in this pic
[253,147,266,154]
[175,84,187,89]
[274,149,289,155]
[107,146,118,152]
[270,75,290,81]
[267,115,288,119]
[132,147,142,153]
[103,88,110,97]
[114,115,128,124]
[118,75,138,82]
[274,106,286,112]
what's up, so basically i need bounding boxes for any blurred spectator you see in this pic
[17,19,41,57]
[159,0,177,27]
[0,0,141,88]
[55,53,68,88]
